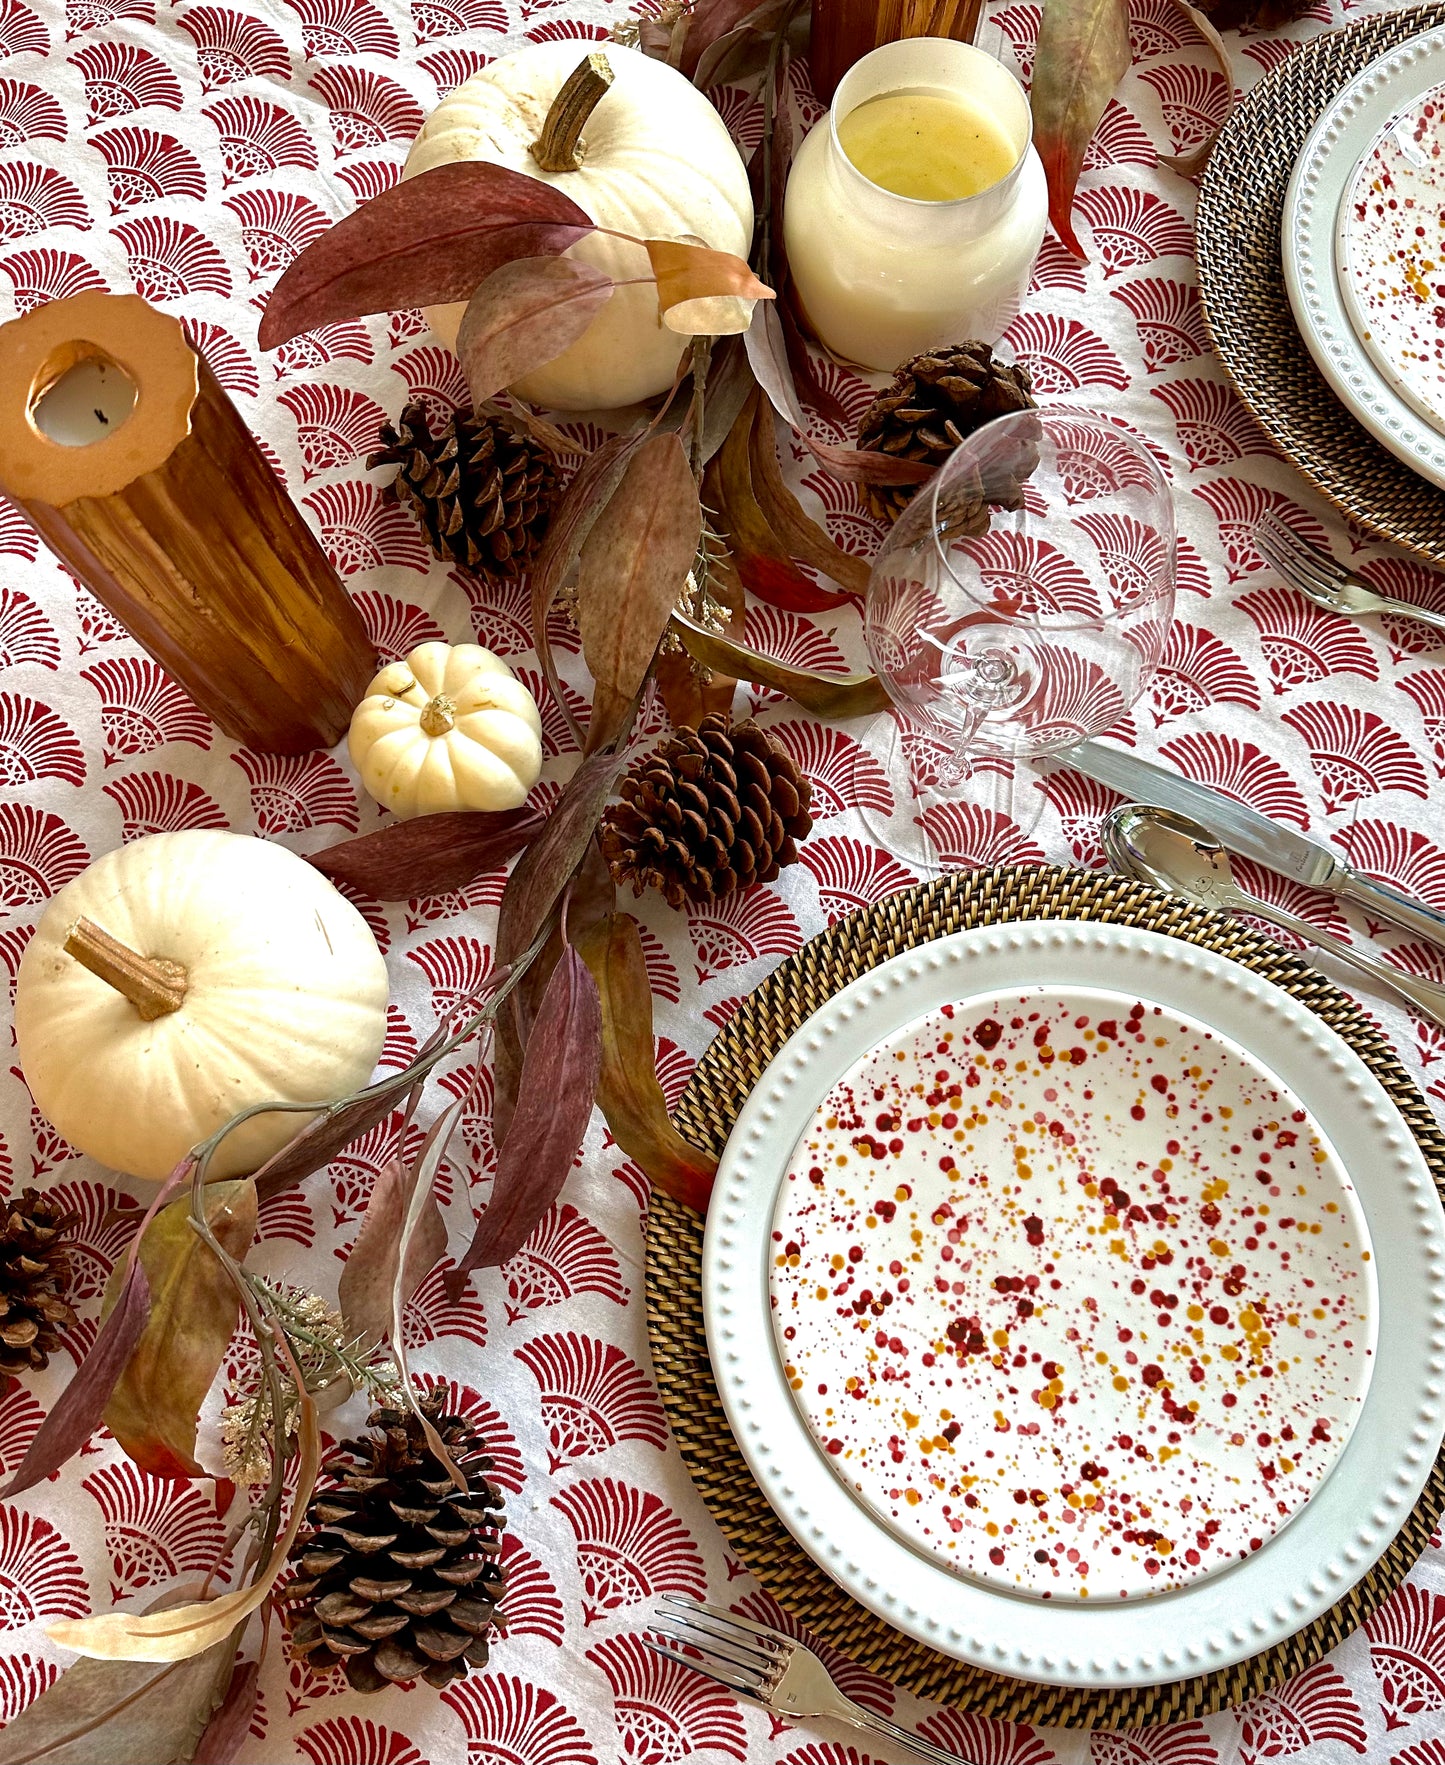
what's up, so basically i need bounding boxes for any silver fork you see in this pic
[644,1596,981,1764]
[1254,511,1445,635]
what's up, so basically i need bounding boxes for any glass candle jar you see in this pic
[783,37,1047,370]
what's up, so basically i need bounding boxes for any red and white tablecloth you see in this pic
[1,0,1444,1758]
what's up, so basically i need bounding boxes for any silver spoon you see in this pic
[1102,803,1445,1030]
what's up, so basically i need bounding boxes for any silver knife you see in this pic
[1062,739,1445,952]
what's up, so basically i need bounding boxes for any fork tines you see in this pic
[644,1595,788,1698]
[1253,511,1344,591]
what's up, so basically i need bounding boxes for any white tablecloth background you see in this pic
[1,0,1444,1757]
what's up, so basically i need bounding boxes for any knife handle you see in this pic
[1339,866,1445,952]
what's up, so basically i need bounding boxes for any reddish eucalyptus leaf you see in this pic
[642,238,773,334]
[253,1069,426,1204]
[338,1157,448,1349]
[0,1260,150,1500]
[308,809,541,902]
[496,751,632,968]
[457,256,614,405]
[493,835,615,1145]
[531,433,645,745]
[192,1661,259,1765]
[678,0,784,75]
[574,915,716,1212]
[102,1181,258,1479]
[743,303,931,488]
[258,161,593,348]
[747,394,869,600]
[1031,0,1130,259]
[577,432,702,753]
[449,947,602,1285]
[707,393,854,613]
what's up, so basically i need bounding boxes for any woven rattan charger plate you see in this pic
[1196,5,1445,567]
[646,866,1445,1727]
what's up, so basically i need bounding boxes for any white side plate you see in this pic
[1282,26,1445,489]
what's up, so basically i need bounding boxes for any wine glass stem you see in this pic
[928,703,987,793]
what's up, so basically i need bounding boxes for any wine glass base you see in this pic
[853,714,1047,876]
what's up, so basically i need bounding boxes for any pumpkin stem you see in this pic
[419,694,456,737]
[64,917,188,1022]
[531,52,614,173]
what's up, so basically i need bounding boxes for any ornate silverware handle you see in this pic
[1339,867,1445,951]
[844,1703,982,1765]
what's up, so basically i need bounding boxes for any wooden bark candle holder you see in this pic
[0,291,376,754]
[809,0,986,105]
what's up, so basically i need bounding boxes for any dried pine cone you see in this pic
[0,1188,78,1377]
[1192,0,1311,29]
[601,713,813,910]
[285,1393,507,1693]
[368,401,558,578]
[857,341,1036,523]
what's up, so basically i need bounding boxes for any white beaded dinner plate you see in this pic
[702,922,1445,1688]
[1282,25,1445,489]
[1337,81,1445,434]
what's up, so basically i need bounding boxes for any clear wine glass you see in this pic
[859,406,1176,871]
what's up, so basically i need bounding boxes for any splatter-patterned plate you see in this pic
[1338,82,1445,434]
[703,923,1445,1686]
[769,987,1376,1605]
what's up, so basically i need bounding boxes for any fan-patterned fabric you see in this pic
[0,0,1442,1757]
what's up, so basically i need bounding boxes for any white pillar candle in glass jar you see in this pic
[783,37,1047,370]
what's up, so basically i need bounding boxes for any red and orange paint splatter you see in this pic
[769,987,1376,1601]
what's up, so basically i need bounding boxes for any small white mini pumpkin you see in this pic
[348,641,543,819]
[403,41,754,410]
[14,831,389,1184]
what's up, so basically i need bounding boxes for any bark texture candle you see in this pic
[783,38,1046,369]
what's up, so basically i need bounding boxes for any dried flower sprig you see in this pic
[220,1283,404,1487]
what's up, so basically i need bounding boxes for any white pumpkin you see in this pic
[403,41,754,411]
[348,641,543,818]
[14,832,389,1184]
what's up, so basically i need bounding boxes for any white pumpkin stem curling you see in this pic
[531,52,614,174]
[419,694,456,737]
[64,916,188,1021]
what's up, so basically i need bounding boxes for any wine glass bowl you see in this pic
[862,405,1176,864]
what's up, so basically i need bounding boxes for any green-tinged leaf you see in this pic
[670,607,889,719]
[337,1156,448,1349]
[307,808,541,902]
[574,914,716,1212]
[746,392,869,599]
[102,1180,258,1479]
[257,161,593,349]
[457,256,613,405]
[450,947,602,1286]
[0,1590,238,1765]
[696,333,756,469]
[192,1660,258,1765]
[496,751,632,968]
[743,303,931,487]
[387,1102,470,1489]
[577,431,701,754]
[707,391,853,613]
[530,432,646,747]
[641,237,773,335]
[1031,0,1130,258]
[1158,0,1234,176]
[0,1259,149,1499]
[49,1398,320,1663]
